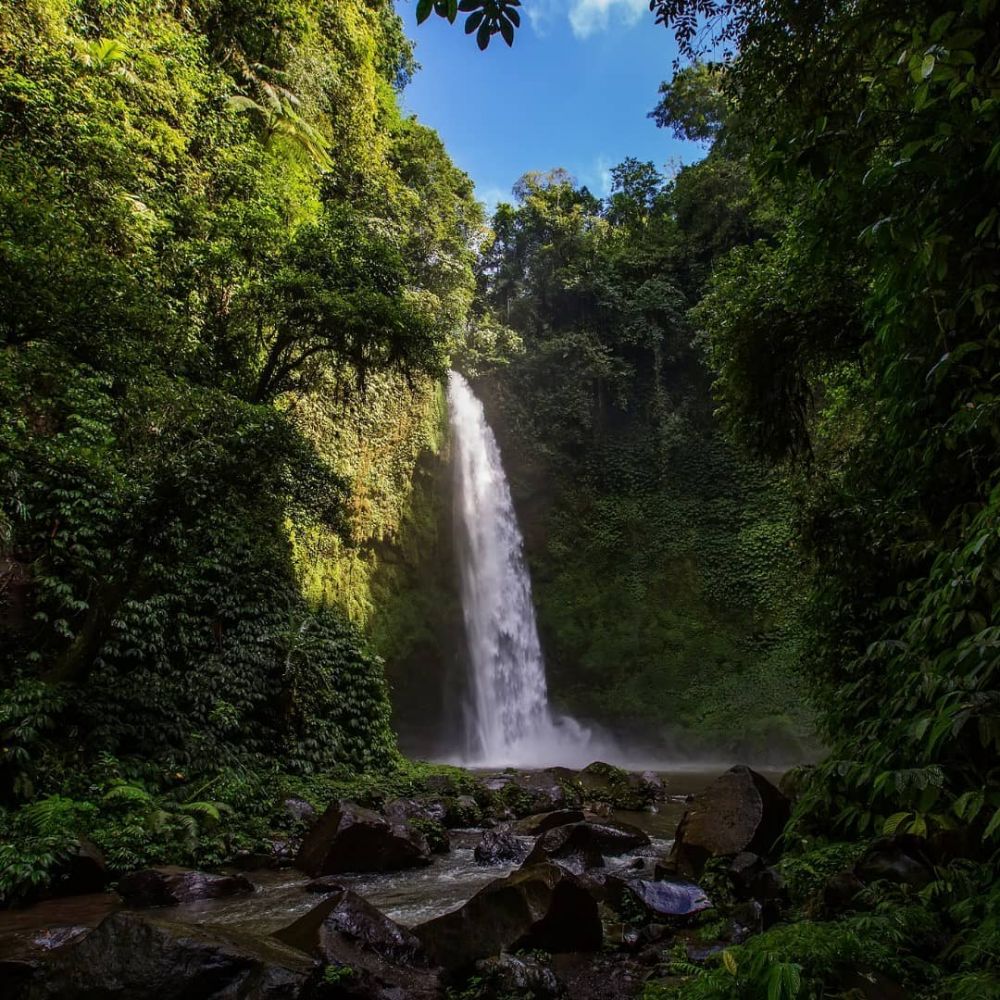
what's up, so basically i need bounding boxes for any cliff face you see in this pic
[289,372,464,757]
[475,369,816,763]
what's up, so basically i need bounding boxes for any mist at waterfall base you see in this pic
[444,371,653,770]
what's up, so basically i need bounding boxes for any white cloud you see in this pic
[524,0,650,41]
[567,0,648,39]
[524,0,562,36]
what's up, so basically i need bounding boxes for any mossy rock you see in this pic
[574,762,651,811]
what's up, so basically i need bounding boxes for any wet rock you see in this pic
[638,771,666,803]
[116,866,254,907]
[514,809,586,836]
[618,878,712,921]
[523,820,650,872]
[304,876,347,894]
[486,769,588,819]
[476,952,564,997]
[727,852,786,902]
[26,910,318,998]
[282,797,316,825]
[415,862,602,971]
[273,892,440,999]
[0,892,120,978]
[50,838,109,898]
[295,800,431,875]
[275,889,425,965]
[384,797,448,827]
[575,762,647,810]
[855,837,933,889]
[474,826,528,865]
[670,766,790,877]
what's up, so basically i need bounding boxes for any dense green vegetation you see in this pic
[643,1,1000,995]
[0,0,479,900]
[468,166,812,757]
[3,0,999,995]
[441,0,1000,993]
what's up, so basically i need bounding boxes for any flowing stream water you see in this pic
[448,371,596,767]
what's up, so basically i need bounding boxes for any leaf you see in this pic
[499,15,514,46]
[722,949,738,975]
[920,53,936,79]
[416,0,434,24]
[476,20,491,50]
[984,806,1000,840]
[883,811,911,835]
[465,10,484,33]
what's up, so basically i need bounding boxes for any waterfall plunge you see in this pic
[448,371,595,767]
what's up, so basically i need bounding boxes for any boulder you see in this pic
[116,866,254,907]
[26,910,318,999]
[474,826,529,866]
[282,797,317,825]
[514,809,585,837]
[273,892,439,999]
[523,820,650,873]
[295,800,431,875]
[615,877,712,921]
[727,852,786,902]
[489,770,580,818]
[670,766,790,876]
[415,863,602,971]
[575,762,655,811]
[383,797,448,827]
[476,952,563,998]
[274,889,424,965]
[638,771,666,803]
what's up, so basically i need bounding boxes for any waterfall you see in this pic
[448,371,593,767]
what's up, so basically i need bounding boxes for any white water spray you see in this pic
[448,371,597,767]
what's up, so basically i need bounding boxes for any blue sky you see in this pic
[396,0,704,212]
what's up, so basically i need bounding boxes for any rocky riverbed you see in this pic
[0,762,801,998]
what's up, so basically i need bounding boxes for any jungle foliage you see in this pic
[639,0,1000,995]
[468,163,812,756]
[436,0,1000,991]
[0,0,481,900]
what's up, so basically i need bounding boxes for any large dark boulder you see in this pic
[273,892,439,999]
[274,889,425,966]
[25,910,318,999]
[415,863,602,971]
[117,867,255,907]
[523,820,650,872]
[670,766,790,876]
[474,826,529,866]
[295,801,431,875]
